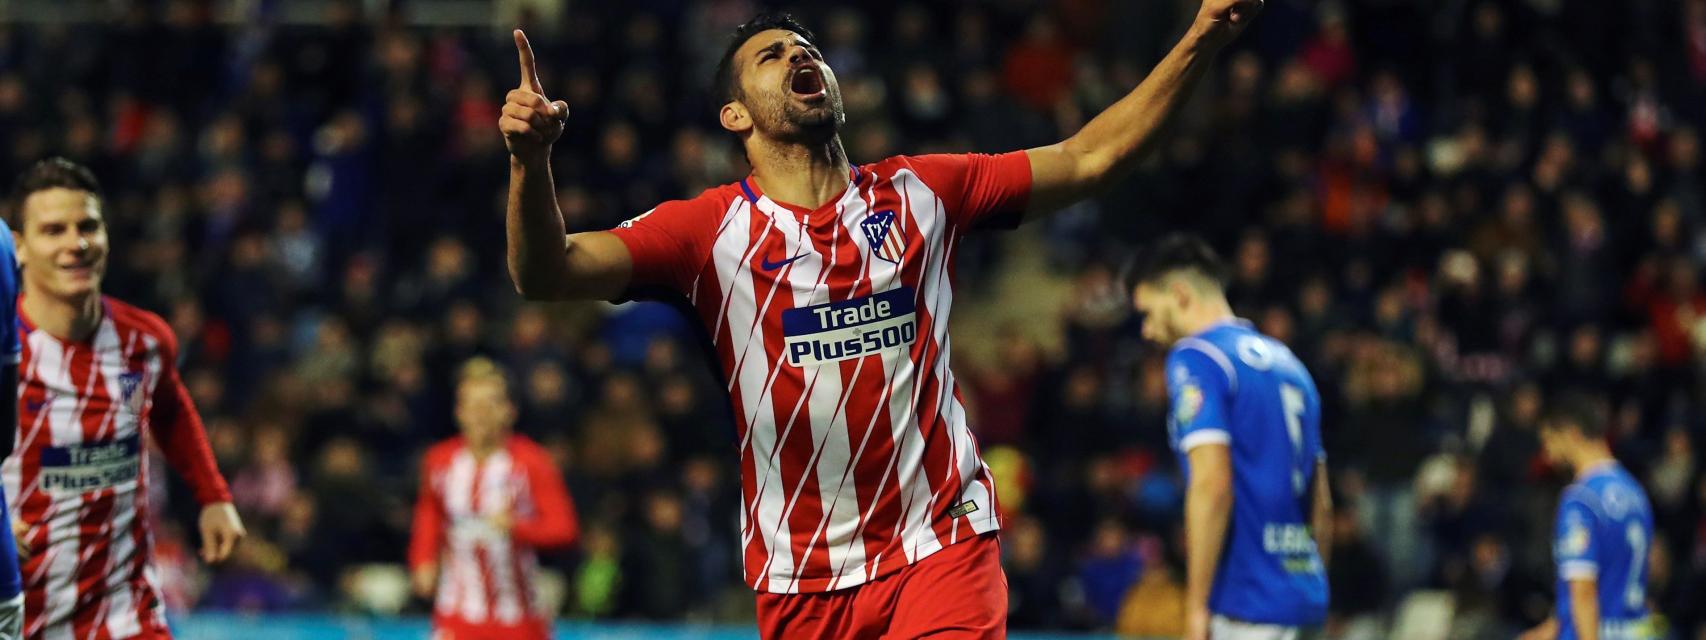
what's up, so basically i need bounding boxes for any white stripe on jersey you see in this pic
[768,216,843,592]
[709,199,756,340]
[477,455,524,625]
[443,453,487,624]
[103,490,141,640]
[891,169,946,562]
[32,332,79,640]
[748,195,828,591]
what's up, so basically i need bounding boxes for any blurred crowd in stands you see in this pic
[3,0,1706,637]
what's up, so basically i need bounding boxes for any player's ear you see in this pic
[719,101,751,134]
[1169,278,1194,310]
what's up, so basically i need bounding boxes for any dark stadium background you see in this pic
[2,0,1705,638]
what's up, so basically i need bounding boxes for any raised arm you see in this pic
[1024,0,1261,219]
[501,30,634,301]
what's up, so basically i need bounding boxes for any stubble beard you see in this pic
[769,88,846,146]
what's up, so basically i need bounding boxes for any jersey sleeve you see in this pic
[508,442,579,550]
[1555,493,1600,580]
[148,326,234,506]
[606,195,725,295]
[408,450,447,570]
[1167,346,1234,453]
[904,152,1034,230]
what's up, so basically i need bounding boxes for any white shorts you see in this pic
[0,594,20,640]
[1211,614,1323,640]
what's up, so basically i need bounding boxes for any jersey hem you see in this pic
[1180,429,1232,452]
[1560,561,1598,579]
[749,520,1001,594]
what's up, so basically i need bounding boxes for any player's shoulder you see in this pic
[620,182,744,229]
[1167,332,1239,385]
[1561,482,1605,516]
[104,297,174,341]
[505,434,552,462]
[869,154,961,183]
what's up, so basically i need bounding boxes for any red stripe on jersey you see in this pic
[72,491,116,640]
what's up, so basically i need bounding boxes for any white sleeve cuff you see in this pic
[1180,429,1231,452]
[1560,561,1598,580]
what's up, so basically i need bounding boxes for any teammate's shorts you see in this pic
[0,594,20,640]
[754,532,1006,640]
[1210,614,1324,640]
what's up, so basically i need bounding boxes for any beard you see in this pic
[755,83,846,145]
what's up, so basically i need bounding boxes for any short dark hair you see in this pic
[711,12,817,112]
[1540,395,1608,439]
[1122,234,1230,293]
[7,157,101,227]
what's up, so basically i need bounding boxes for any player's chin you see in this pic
[788,102,842,128]
[54,276,101,298]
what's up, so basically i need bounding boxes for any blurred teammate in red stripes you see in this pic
[409,358,578,640]
[2,158,245,639]
[499,1,1258,636]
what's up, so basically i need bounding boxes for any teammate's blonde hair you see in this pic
[458,357,510,394]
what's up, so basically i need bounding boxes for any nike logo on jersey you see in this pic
[761,252,807,271]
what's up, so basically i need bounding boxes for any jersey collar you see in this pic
[1193,317,1253,338]
[1578,459,1619,482]
[739,165,864,219]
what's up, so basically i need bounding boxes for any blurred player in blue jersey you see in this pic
[0,214,24,638]
[1519,399,1653,640]
[1128,235,1330,640]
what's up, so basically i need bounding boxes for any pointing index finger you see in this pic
[514,29,544,94]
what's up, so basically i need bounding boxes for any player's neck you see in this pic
[1181,303,1238,338]
[747,136,851,209]
[1571,447,1616,480]
[21,286,102,343]
[466,435,505,459]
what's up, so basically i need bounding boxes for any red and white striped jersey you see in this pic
[409,435,577,638]
[610,152,1032,593]
[2,296,232,640]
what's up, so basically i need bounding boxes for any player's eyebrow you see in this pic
[755,41,785,60]
[754,38,820,61]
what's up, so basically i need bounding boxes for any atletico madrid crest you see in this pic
[861,210,907,265]
[120,370,146,414]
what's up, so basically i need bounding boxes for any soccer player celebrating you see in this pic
[409,357,578,640]
[499,1,1259,636]
[1128,235,1330,640]
[2,158,245,639]
[1519,399,1653,640]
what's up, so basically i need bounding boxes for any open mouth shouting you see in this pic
[789,64,827,101]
